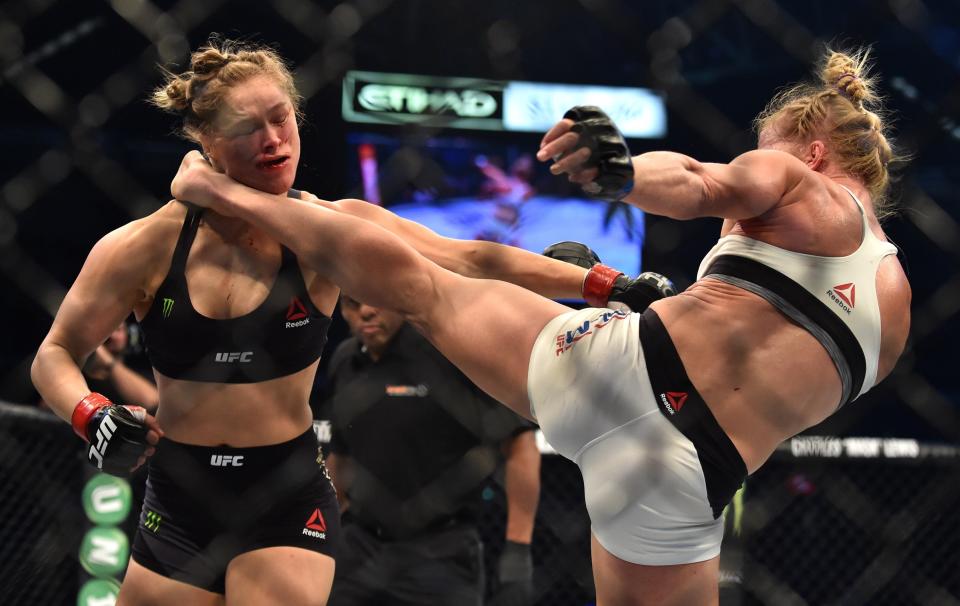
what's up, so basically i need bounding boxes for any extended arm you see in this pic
[538,113,806,221]
[618,149,803,220]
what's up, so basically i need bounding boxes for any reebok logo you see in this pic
[215,351,253,363]
[210,454,244,467]
[826,283,856,314]
[659,391,688,415]
[302,508,327,539]
[286,297,311,328]
[833,283,856,308]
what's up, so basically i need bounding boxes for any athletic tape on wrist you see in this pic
[72,392,111,441]
[582,264,624,308]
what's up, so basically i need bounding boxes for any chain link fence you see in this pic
[2,0,958,604]
[4,402,958,605]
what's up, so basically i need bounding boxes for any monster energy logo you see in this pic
[161,298,174,318]
[144,510,162,533]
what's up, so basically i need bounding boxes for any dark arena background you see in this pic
[1,1,959,605]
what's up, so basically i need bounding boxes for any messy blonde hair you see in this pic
[150,37,302,142]
[754,47,902,218]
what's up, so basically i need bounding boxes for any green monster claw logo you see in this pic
[144,510,162,533]
[161,298,174,319]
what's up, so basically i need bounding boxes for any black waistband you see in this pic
[637,308,747,519]
[151,428,321,486]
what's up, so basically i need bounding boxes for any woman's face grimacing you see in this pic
[202,74,300,194]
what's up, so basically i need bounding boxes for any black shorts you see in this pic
[131,428,340,593]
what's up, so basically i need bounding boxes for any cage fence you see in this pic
[1,0,959,605]
[2,403,958,605]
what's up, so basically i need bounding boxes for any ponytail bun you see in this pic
[150,69,191,114]
[189,46,234,84]
[821,49,876,108]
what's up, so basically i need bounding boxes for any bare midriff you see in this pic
[152,362,320,446]
[650,279,845,474]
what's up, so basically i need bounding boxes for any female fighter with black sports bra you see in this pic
[30,40,342,605]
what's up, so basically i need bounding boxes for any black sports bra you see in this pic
[139,198,330,383]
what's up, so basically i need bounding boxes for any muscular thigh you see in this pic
[409,266,570,419]
[591,535,719,606]
[225,547,335,606]
[118,558,224,606]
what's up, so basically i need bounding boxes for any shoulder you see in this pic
[83,201,187,278]
[731,149,807,171]
[732,149,812,194]
[730,150,829,216]
[96,201,187,259]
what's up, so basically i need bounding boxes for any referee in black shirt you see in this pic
[314,295,541,606]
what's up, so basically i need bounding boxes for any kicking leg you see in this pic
[222,197,570,417]
[590,535,719,606]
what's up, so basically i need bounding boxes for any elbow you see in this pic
[676,170,718,220]
[29,351,42,391]
[30,342,51,390]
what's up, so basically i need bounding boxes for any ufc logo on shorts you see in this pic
[214,351,253,363]
[88,415,118,470]
[210,454,245,467]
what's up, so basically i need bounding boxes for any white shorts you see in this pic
[527,307,728,566]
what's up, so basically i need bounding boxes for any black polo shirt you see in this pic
[314,324,530,539]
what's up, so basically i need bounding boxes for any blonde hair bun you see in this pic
[820,49,876,108]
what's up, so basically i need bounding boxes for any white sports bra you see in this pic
[696,186,898,407]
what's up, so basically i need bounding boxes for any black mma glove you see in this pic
[562,106,635,201]
[542,240,602,269]
[583,264,677,312]
[493,540,534,606]
[72,393,150,476]
[543,241,677,312]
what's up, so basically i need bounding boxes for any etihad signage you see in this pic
[343,71,666,138]
[343,71,505,130]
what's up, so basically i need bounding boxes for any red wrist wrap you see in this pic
[72,392,111,441]
[582,264,624,308]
